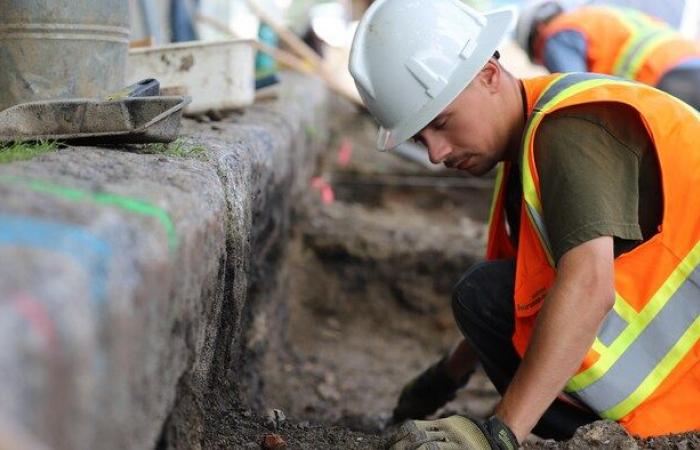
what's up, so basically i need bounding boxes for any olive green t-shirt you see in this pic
[506,102,663,264]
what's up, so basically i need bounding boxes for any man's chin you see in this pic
[460,163,488,176]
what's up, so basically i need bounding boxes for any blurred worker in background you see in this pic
[515,0,700,110]
[349,0,700,449]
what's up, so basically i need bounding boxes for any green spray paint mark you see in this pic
[0,175,179,251]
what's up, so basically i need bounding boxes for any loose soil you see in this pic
[252,99,700,449]
[177,91,700,448]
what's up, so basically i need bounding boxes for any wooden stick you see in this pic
[243,0,363,106]
[243,0,324,67]
[197,9,362,106]
[195,13,314,75]
[129,36,155,48]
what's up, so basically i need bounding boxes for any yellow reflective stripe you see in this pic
[620,31,677,80]
[611,31,640,75]
[521,76,612,266]
[601,315,700,420]
[487,162,506,230]
[609,10,644,75]
[522,78,611,208]
[608,6,671,78]
[567,240,700,391]
[613,293,637,324]
[521,112,555,266]
[591,337,606,355]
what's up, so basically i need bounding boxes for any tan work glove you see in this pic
[387,415,519,450]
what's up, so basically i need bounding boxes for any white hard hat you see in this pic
[514,0,564,60]
[348,0,515,151]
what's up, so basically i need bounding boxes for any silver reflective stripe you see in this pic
[533,73,620,112]
[572,265,700,412]
[598,309,628,347]
[525,203,554,261]
[524,73,633,263]
[615,29,670,78]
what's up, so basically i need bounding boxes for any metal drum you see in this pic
[0,0,129,111]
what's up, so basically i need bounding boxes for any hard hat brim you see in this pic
[376,7,516,152]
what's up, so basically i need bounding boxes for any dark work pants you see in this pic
[451,260,600,440]
[656,66,700,112]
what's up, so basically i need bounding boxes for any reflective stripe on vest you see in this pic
[487,162,506,233]
[606,7,679,80]
[521,72,700,420]
[520,72,625,266]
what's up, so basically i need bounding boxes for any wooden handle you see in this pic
[243,0,325,68]
[197,9,363,106]
[242,0,363,106]
[195,13,314,75]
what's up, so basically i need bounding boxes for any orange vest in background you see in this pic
[486,73,700,437]
[536,6,700,85]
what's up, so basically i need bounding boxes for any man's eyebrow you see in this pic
[412,112,449,140]
[428,112,448,127]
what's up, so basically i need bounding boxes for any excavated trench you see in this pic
[262,108,493,421]
[162,100,700,449]
[250,102,700,449]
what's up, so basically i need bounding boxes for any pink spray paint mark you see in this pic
[310,176,335,205]
[12,293,57,351]
[337,138,353,167]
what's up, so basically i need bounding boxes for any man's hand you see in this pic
[387,415,519,450]
[391,356,466,424]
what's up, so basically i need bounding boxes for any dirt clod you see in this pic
[261,433,287,450]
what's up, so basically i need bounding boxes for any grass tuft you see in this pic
[0,140,59,164]
[137,139,209,161]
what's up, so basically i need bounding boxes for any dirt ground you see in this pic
[181,43,700,447]
[247,96,700,449]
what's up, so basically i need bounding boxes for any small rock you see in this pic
[326,317,341,330]
[297,421,310,430]
[265,408,286,430]
[303,404,316,413]
[205,109,225,121]
[323,371,336,384]
[320,327,341,340]
[242,410,252,418]
[261,434,287,450]
[317,382,341,402]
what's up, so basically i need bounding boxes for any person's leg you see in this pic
[655,67,700,112]
[451,260,599,440]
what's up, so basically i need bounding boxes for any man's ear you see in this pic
[477,59,501,94]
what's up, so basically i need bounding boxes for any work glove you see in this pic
[387,415,519,450]
[391,356,471,424]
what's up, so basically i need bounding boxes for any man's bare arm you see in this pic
[495,236,616,441]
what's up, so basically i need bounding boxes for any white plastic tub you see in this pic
[127,39,254,114]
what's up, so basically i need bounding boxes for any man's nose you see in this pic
[424,134,451,164]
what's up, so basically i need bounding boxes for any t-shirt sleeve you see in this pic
[543,30,588,73]
[534,113,643,264]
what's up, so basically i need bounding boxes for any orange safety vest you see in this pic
[535,6,700,86]
[486,72,700,437]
